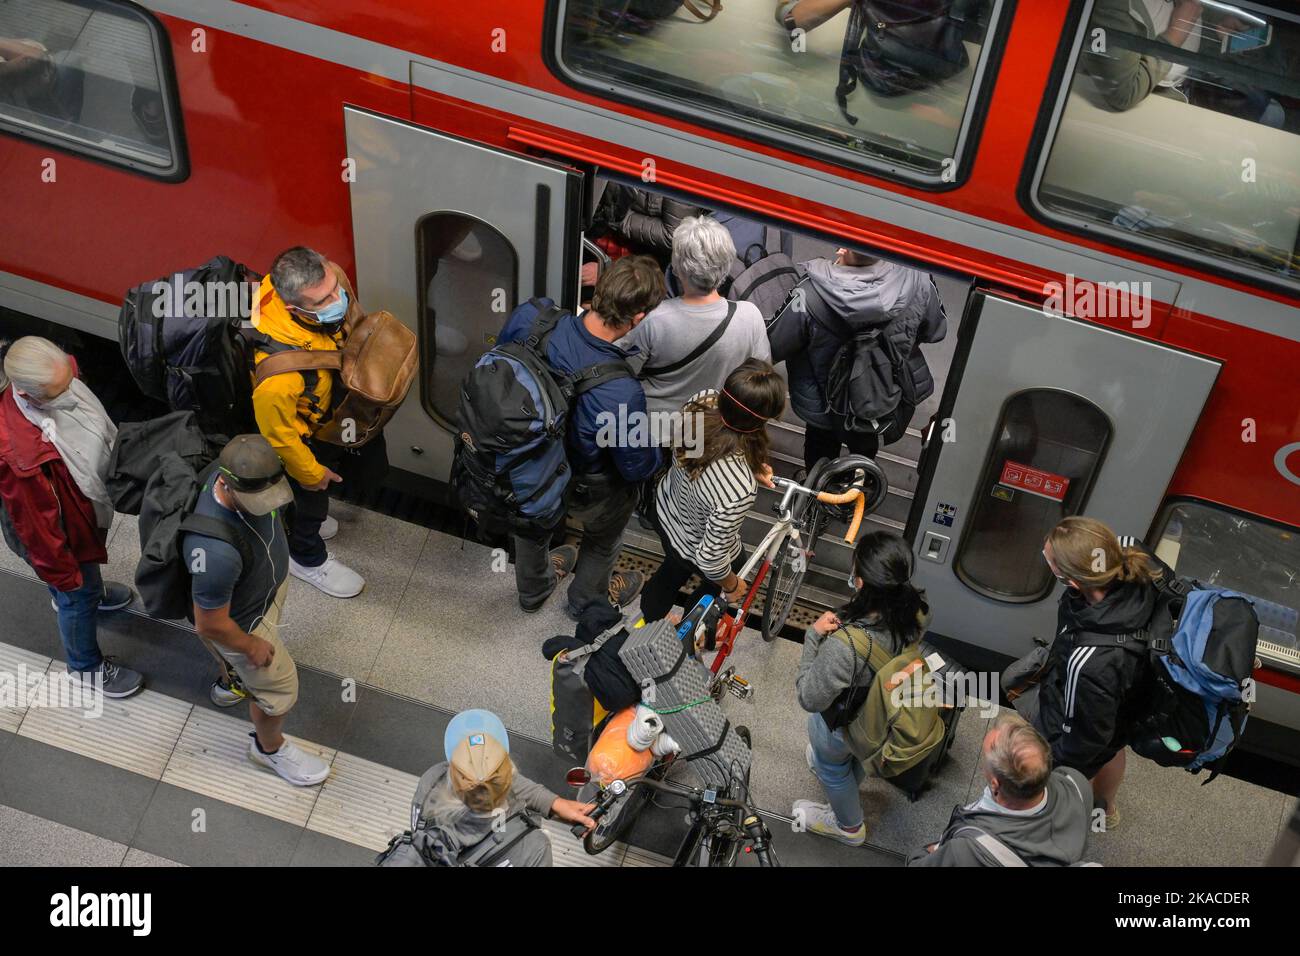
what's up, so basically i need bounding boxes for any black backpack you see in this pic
[836,0,975,119]
[118,255,262,444]
[450,299,632,541]
[802,281,918,443]
[135,456,256,622]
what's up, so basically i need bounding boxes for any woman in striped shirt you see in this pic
[639,359,786,623]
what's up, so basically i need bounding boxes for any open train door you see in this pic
[343,106,584,484]
[908,289,1221,662]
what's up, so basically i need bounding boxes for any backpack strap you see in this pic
[570,359,634,396]
[562,616,629,666]
[642,302,736,378]
[177,513,257,591]
[459,810,541,867]
[523,298,568,353]
[951,826,1029,867]
[253,348,343,386]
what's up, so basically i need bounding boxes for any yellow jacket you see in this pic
[250,262,361,486]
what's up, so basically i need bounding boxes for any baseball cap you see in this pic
[217,435,293,516]
[444,710,513,812]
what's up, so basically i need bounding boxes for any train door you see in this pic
[342,106,584,483]
[909,290,1221,659]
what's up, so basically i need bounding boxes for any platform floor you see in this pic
[0,502,1295,867]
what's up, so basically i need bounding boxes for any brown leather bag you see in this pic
[254,311,417,448]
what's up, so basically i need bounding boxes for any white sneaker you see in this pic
[289,553,364,598]
[793,799,866,846]
[247,735,331,786]
[319,515,339,541]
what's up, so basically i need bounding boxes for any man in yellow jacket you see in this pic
[250,246,367,598]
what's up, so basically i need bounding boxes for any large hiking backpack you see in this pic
[801,282,919,443]
[118,256,262,444]
[1090,577,1259,782]
[450,299,632,539]
[250,309,417,449]
[836,0,975,119]
[831,625,963,793]
[135,453,255,622]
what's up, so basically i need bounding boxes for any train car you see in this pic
[2,0,1298,760]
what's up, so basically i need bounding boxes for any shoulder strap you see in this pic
[642,301,736,378]
[523,298,567,353]
[951,826,1029,867]
[570,359,634,396]
[178,513,256,587]
[563,615,629,665]
[253,348,342,387]
[459,811,540,867]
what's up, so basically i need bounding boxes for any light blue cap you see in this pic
[444,709,510,762]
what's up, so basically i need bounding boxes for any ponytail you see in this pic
[839,530,930,645]
[1047,516,1161,591]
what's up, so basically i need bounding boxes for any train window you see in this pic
[1153,501,1300,666]
[417,213,520,430]
[953,389,1112,603]
[550,0,1008,185]
[0,0,183,178]
[1031,1,1300,288]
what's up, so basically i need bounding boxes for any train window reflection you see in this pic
[417,213,520,430]
[553,0,1006,184]
[953,389,1111,603]
[1035,1,1300,287]
[0,0,182,177]
[1153,501,1300,665]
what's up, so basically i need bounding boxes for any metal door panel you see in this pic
[913,293,1221,658]
[343,106,583,482]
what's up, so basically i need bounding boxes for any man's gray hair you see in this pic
[269,246,328,306]
[0,336,69,398]
[983,712,1052,801]
[671,216,736,296]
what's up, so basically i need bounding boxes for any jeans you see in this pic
[639,504,744,624]
[513,477,638,612]
[47,562,105,673]
[802,424,878,475]
[807,711,866,829]
[287,475,330,567]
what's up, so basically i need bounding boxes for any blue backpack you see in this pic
[1104,578,1259,782]
[450,299,631,540]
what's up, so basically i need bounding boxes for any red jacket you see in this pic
[0,382,107,591]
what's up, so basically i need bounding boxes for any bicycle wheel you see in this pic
[582,764,666,856]
[762,512,824,642]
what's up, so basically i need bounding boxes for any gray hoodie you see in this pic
[413,761,560,867]
[783,258,946,429]
[907,767,1094,867]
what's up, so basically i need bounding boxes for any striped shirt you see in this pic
[655,450,756,581]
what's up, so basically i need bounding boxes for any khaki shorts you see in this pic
[200,581,299,716]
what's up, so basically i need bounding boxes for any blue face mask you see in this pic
[297,288,348,325]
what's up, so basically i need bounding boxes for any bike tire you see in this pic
[760,539,803,643]
[582,764,665,856]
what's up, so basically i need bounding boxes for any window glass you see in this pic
[1035,1,1300,286]
[554,0,1006,183]
[417,214,519,429]
[1153,501,1300,665]
[0,0,181,175]
[954,390,1111,602]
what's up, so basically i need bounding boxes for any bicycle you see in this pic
[707,454,889,686]
[568,726,779,867]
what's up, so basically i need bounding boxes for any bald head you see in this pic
[982,713,1052,807]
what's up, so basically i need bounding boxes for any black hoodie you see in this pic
[1033,568,1162,779]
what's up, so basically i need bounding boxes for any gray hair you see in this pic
[983,712,1051,801]
[269,246,328,307]
[671,216,736,296]
[0,336,69,398]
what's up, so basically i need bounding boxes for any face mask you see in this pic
[296,288,348,325]
[23,390,77,411]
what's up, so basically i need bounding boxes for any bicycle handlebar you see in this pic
[815,486,867,543]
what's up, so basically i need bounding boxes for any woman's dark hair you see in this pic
[676,358,786,479]
[840,530,929,644]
